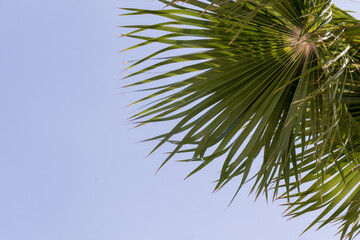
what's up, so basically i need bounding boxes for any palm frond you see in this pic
[122,0,360,238]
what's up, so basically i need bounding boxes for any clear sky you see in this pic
[0,1,359,240]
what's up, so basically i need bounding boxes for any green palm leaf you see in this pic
[122,0,360,238]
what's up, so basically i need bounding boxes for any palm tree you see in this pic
[122,0,360,239]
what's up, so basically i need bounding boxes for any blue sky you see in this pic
[0,1,359,240]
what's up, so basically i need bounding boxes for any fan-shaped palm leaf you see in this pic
[122,0,360,238]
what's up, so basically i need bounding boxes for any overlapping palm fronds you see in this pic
[122,0,360,238]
